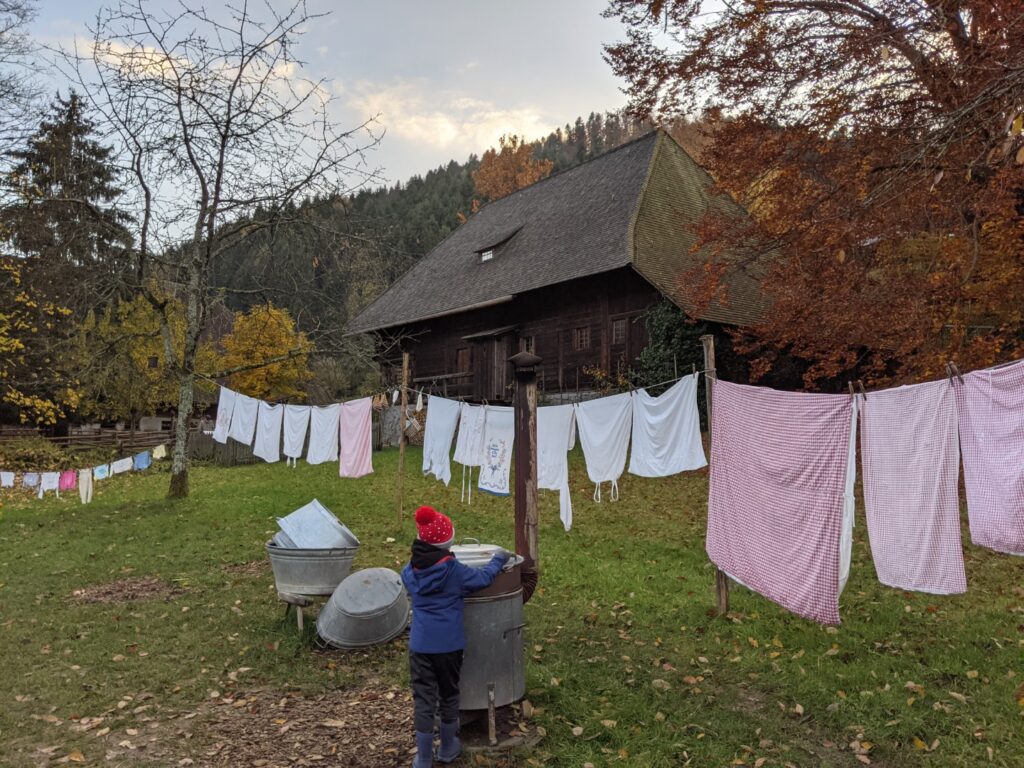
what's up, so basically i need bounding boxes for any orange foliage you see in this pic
[472,135,553,203]
[606,1,1024,387]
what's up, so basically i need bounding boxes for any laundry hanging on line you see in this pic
[212,386,237,444]
[422,395,461,486]
[452,402,487,503]
[307,403,342,465]
[706,379,857,626]
[478,406,515,496]
[860,379,967,594]
[339,397,374,478]
[227,392,259,446]
[282,404,311,466]
[253,401,284,464]
[955,359,1024,556]
[537,404,576,531]
[628,373,706,478]
[575,391,633,502]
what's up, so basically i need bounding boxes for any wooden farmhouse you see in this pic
[347,130,764,402]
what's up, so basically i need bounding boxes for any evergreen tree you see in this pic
[1,91,132,312]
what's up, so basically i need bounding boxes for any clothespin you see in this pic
[848,381,855,402]
[856,380,868,400]
[949,362,964,384]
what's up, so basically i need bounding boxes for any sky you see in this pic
[29,0,630,186]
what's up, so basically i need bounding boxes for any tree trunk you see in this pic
[167,368,195,498]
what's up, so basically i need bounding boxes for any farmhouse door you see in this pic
[472,334,512,402]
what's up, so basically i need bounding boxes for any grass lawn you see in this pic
[0,447,1021,767]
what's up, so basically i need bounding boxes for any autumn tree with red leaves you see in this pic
[605,1,1024,387]
[473,134,554,203]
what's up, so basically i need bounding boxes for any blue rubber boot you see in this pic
[437,721,461,763]
[413,731,434,768]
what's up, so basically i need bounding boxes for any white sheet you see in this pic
[227,393,259,446]
[253,401,284,463]
[422,396,461,486]
[575,392,633,501]
[212,386,237,444]
[282,404,311,463]
[478,406,515,496]
[306,403,341,465]
[537,404,576,530]
[453,403,487,502]
[628,374,706,477]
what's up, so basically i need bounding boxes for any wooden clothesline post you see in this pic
[700,333,730,616]
[510,351,541,604]
[396,352,409,529]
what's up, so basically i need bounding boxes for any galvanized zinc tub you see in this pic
[452,541,526,710]
[265,533,359,596]
[316,567,410,649]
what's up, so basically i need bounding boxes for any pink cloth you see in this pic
[861,380,966,594]
[706,379,855,625]
[58,470,77,492]
[955,360,1024,555]
[339,397,374,479]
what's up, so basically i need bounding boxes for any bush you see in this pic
[0,438,119,472]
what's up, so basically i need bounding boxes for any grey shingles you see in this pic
[347,133,659,333]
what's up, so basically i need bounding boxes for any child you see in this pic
[401,505,509,767]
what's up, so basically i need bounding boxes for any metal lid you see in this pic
[276,499,359,549]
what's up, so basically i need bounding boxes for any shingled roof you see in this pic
[348,130,764,333]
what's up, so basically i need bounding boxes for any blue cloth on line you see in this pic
[133,451,151,471]
[22,472,40,488]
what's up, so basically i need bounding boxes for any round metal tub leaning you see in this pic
[316,567,410,649]
[450,540,526,711]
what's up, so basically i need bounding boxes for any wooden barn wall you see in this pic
[390,266,661,401]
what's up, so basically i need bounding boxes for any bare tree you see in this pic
[0,0,40,149]
[58,0,380,497]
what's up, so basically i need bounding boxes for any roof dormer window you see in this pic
[480,249,494,262]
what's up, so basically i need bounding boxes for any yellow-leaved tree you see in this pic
[0,258,80,424]
[221,304,312,401]
[74,293,220,425]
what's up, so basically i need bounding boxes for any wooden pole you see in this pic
[510,350,541,604]
[700,333,729,616]
[396,352,409,529]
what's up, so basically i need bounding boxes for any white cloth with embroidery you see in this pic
[628,374,706,477]
[478,406,515,496]
[253,401,284,463]
[575,392,633,501]
[306,404,341,465]
[227,393,259,446]
[537,404,576,530]
[212,386,237,444]
[422,396,461,486]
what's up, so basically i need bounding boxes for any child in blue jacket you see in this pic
[401,505,509,767]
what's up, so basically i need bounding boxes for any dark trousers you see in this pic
[410,650,463,733]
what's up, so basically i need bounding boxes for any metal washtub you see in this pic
[266,533,360,596]
[450,541,526,710]
[316,567,410,649]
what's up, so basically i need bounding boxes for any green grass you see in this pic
[0,448,1021,767]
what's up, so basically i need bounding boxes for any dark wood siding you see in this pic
[390,267,660,402]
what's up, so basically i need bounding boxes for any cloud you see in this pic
[347,80,555,153]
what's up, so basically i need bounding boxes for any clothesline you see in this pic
[0,446,166,504]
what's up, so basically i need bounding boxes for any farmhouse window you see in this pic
[521,336,535,354]
[572,326,590,350]
[611,318,627,346]
[480,249,494,262]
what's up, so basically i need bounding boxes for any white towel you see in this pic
[537,404,576,530]
[227,393,259,446]
[575,392,633,501]
[152,444,167,460]
[253,401,284,463]
[0,471,14,488]
[307,403,341,465]
[39,471,60,499]
[111,457,133,475]
[212,386,237,444]
[453,403,487,503]
[282,404,311,465]
[422,396,461,486]
[478,406,515,496]
[628,374,706,477]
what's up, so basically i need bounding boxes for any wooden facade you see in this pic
[390,267,660,402]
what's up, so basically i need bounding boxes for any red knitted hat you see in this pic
[415,505,454,548]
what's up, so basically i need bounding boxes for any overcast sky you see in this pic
[30,0,629,186]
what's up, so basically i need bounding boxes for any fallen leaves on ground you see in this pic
[70,576,182,604]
